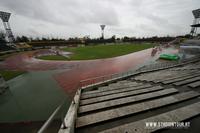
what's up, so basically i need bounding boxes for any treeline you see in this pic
[14,34,193,44]
[0,30,195,46]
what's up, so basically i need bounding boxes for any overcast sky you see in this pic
[0,0,199,39]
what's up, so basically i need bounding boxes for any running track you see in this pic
[1,48,177,95]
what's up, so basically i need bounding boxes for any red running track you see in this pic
[0,48,170,95]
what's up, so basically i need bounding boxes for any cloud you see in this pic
[0,0,119,26]
[0,0,199,38]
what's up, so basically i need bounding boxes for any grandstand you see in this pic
[180,39,200,55]
[28,41,81,48]
[57,54,200,133]
[190,8,200,36]
[0,11,16,48]
[15,42,32,51]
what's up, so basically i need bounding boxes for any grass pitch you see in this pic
[37,43,155,61]
[64,43,154,60]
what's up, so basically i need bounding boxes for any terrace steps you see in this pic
[60,56,200,133]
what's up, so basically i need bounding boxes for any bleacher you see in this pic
[59,56,200,133]
[15,42,32,50]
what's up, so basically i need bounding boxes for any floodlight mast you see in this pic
[190,9,200,37]
[0,11,15,47]
[100,25,106,39]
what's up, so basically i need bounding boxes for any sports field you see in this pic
[38,43,155,60]
[64,43,154,60]
[0,43,154,80]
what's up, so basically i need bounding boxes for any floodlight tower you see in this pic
[100,25,106,39]
[190,9,200,36]
[0,11,15,47]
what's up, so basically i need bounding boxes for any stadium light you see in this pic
[192,9,200,19]
[190,9,200,37]
[0,11,15,47]
[100,25,106,39]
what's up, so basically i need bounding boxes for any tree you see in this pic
[15,35,29,42]
[111,35,116,42]
[184,34,192,39]
[15,36,22,42]
[116,38,120,41]
[21,36,29,42]
[42,37,47,41]
[35,37,41,41]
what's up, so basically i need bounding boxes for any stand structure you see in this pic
[190,9,200,36]
[0,11,15,47]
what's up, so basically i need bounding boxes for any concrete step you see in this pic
[76,91,199,128]
[82,82,143,95]
[153,71,198,83]
[188,81,200,88]
[100,101,200,133]
[173,76,200,86]
[81,84,152,100]
[80,86,163,106]
[162,73,200,84]
[78,88,178,114]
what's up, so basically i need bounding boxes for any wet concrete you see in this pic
[0,70,70,123]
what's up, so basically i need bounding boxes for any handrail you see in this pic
[58,88,81,133]
[37,99,67,133]
[38,104,63,133]
[37,82,81,133]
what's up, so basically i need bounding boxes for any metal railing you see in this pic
[58,88,81,133]
[38,103,63,133]
[36,98,69,133]
[37,83,81,133]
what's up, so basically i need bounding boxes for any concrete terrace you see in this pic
[59,55,200,133]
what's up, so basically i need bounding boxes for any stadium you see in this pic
[0,1,200,133]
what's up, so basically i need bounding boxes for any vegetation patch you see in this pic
[0,70,26,81]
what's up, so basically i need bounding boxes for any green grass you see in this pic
[0,70,26,81]
[37,55,68,60]
[62,43,154,60]
[36,43,155,61]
